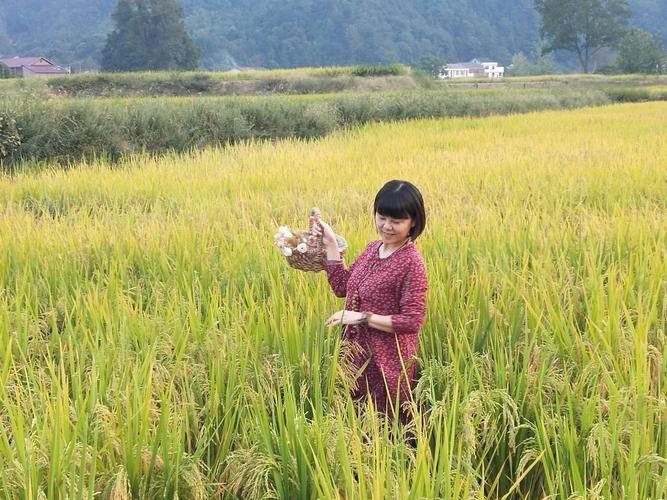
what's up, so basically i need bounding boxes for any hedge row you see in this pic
[43,64,410,98]
[2,87,666,168]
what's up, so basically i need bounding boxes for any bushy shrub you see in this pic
[14,102,123,163]
[288,77,354,94]
[606,88,652,102]
[0,112,21,160]
[180,74,215,92]
[3,85,665,166]
[293,102,339,137]
[351,63,409,77]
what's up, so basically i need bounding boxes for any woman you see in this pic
[312,180,428,423]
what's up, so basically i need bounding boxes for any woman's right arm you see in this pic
[312,217,354,298]
[323,260,352,298]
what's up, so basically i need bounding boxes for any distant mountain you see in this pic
[0,0,665,71]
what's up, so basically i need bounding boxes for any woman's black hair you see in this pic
[373,180,426,240]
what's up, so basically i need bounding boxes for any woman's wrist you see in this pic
[358,311,372,326]
[362,313,395,333]
[325,245,341,261]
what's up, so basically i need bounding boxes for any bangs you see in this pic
[375,193,411,219]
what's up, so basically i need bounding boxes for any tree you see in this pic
[534,0,631,72]
[507,50,555,76]
[102,0,200,71]
[414,54,446,77]
[508,52,532,76]
[616,29,666,73]
[102,0,144,71]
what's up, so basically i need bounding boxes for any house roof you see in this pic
[0,56,69,73]
[445,62,484,70]
[0,56,50,67]
[444,57,503,70]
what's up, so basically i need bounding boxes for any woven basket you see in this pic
[285,207,347,272]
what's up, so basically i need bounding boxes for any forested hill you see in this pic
[0,0,665,71]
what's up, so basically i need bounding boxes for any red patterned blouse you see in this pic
[324,239,428,421]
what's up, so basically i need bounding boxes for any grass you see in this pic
[0,102,665,498]
[5,85,667,167]
[0,65,408,99]
[1,67,667,100]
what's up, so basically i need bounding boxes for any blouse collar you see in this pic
[375,239,413,260]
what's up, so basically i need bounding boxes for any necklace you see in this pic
[378,237,410,259]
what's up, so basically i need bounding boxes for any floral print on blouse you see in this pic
[324,239,428,421]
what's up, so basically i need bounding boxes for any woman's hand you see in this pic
[325,310,363,328]
[309,215,336,246]
[310,214,340,260]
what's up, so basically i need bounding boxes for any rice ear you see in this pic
[109,466,131,500]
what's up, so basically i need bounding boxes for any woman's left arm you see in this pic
[389,254,428,334]
[324,309,395,332]
[324,254,428,334]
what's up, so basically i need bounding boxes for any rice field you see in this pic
[0,102,665,498]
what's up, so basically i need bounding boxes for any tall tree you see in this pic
[102,0,144,71]
[101,0,199,71]
[615,29,666,73]
[534,0,631,72]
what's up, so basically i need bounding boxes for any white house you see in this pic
[439,58,504,79]
[480,60,504,78]
[439,62,476,78]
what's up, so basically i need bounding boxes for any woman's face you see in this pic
[375,212,413,245]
